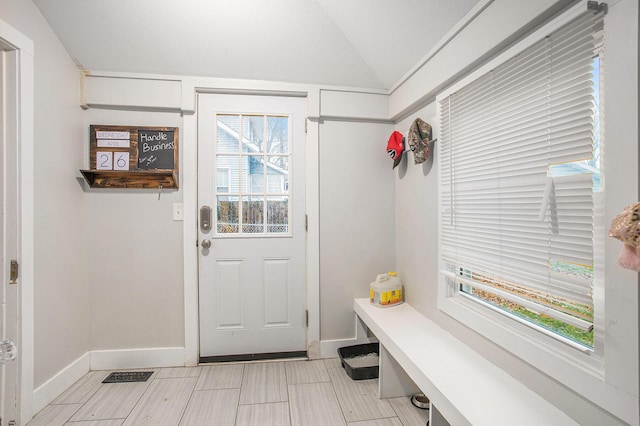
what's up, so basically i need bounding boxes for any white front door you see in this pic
[197,94,307,360]
[0,47,19,426]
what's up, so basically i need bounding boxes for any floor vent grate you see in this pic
[102,371,153,383]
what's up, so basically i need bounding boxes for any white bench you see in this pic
[354,298,579,426]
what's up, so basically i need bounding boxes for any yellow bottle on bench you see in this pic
[370,272,403,308]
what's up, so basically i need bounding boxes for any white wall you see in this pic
[599,0,640,404]
[0,0,89,391]
[389,0,575,120]
[319,119,395,341]
[392,0,639,424]
[394,102,438,316]
[80,80,394,355]
[6,0,637,423]
[82,109,184,351]
[318,90,396,343]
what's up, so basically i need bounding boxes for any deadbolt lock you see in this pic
[200,206,212,231]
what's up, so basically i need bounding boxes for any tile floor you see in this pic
[26,358,429,426]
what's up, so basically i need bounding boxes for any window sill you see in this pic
[438,290,637,423]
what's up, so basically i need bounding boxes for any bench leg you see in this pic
[430,404,451,426]
[378,344,420,399]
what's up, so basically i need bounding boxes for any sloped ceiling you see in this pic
[33,0,480,90]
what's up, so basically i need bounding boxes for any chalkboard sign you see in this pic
[137,129,175,170]
[83,125,179,189]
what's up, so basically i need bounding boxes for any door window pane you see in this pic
[217,168,230,193]
[216,156,239,193]
[267,156,288,194]
[215,113,291,235]
[267,155,288,172]
[267,116,289,154]
[242,196,264,233]
[217,115,240,153]
[267,175,284,193]
[217,196,239,233]
[267,196,289,233]
[248,155,266,193]
[243,115,264,153]
[250,173,264,193]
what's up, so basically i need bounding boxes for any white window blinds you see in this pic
[439,10,603,335]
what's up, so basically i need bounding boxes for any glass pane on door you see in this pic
[215,113,291,235]
[267,196,289,233]
[243,115,264,152]
[217,196,239,233]
[242,196,264,233]
[217,115,240,153]
[267,116,289,154]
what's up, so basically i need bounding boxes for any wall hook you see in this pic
[158,184,163,200]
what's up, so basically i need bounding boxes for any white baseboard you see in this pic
[34,343,370,414]
[320,314,378,358]
[319,337,376,359]
[31,347,186,414]
[90,347,185,370]
[32,352,90,414]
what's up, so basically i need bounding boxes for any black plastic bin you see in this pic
[337,342,379,380]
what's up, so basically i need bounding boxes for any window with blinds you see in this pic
[438,10,603,349]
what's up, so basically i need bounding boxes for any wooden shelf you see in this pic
[82,125,179,190]
[80,169,178,189]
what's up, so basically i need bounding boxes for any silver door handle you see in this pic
[201,239,211,249]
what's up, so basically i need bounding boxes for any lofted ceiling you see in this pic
[33,0,480,90]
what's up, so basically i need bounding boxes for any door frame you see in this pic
[0,18,35,425]
[182,87,321,365]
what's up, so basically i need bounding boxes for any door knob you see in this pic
[0,339,17,363]
[201,239,212,249]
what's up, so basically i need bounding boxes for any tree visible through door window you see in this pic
[215,114,290,235]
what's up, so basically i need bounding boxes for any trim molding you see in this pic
[31,341,369,413]
[90,347,185,371]
[182,88,323,368]
[32,352,90,414]
[32,347,186,413]
[0,17,36,425]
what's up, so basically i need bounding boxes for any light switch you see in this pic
[173,203,184,221]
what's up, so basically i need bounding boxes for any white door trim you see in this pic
[0,17,35,424]
[182,87,321,365]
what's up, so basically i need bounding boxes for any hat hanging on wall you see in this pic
[386,130,405,169]
[407,118,432,165]
[609,201,640,272]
